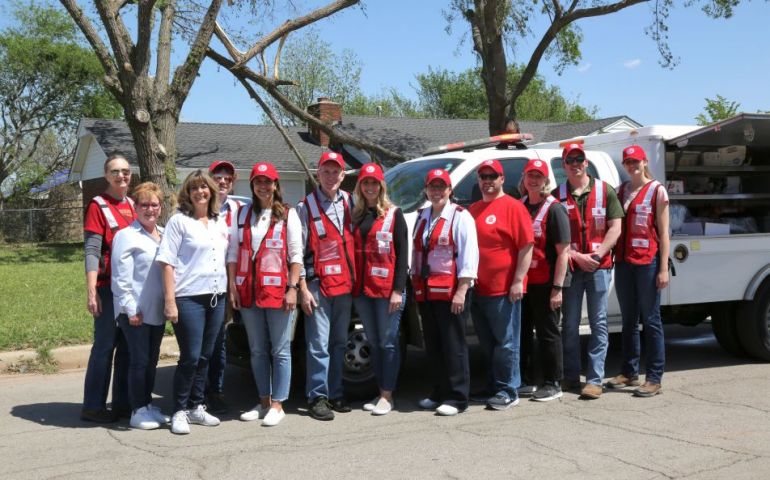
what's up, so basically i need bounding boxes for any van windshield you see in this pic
[385,158,464,213]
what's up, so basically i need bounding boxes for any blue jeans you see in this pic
[615,259,666,384]
[304,279,352,401]
[83,286,129,410]
[471,294,520,399]
[353,293,404,392]
[117,314,164,410]
[562,268,611,385]
[206,320,227,395]
[171,294,225,412]
[240,306,293,402]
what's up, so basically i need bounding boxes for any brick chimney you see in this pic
[307,97,342,147]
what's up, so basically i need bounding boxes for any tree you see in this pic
[695,95,741,125]
[415,64,596,122]
[0,2,121,202]
[445,0,745,134]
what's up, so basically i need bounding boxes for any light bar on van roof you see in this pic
[423,133,533,156]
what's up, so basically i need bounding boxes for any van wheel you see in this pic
[711,303,746,357]
[736,281,770,361]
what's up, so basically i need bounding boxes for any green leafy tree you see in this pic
[0,1,121,201]
[695,95,741,125]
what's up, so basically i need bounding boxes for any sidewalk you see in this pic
[0,336,180,374]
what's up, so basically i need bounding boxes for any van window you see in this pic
[453,157,529,207]
[385,158,464,213]
[550,157,600,187]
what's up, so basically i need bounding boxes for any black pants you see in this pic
[419,292,471,409]
[520,284,563,384]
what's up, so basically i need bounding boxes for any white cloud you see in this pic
[577,62,592,73]
[623,59,641,69]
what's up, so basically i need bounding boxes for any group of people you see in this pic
[80,141,670,433]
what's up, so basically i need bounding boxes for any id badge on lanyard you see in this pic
[318,238,341,262]
[592,207,606,231]
[260,239,284,273]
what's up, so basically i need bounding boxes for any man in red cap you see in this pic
[205,160,243,414]
[468,159,533,410]
[296,151,356,421]
[554,143,623,399]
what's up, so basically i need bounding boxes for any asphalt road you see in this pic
[2,323,769,480]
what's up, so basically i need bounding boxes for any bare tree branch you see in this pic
[273,33,288,80]
[135,0,160,76]
[155,0,176,94]
[214,21,245,61]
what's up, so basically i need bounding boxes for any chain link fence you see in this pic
[0,207,83,243]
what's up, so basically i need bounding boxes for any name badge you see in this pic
[631,238,650,248]
[635,204,652,214]
[266,239,283,249]
[376,231,393,242]
[438,236,450,246]
[371,267,390,278]
[262,276,282,286]
[324,264,342,275]
[592,207,606,217]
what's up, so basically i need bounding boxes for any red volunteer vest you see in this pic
[354,207,397,298]
[559,179,613,270]
[91,195,136,285]
[616,180,661,265]
[304,190,356,297]
[234,205,289,309]
[524,195,558,285]
[410,204,460,302]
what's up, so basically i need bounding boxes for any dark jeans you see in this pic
[82,285,129,411]
[117,314,164,410]
[418,290,472,410]
[171,294,225,413]
[521,284,564,385]
[206,319,227,395]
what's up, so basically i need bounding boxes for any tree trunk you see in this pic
[481,37,509,135]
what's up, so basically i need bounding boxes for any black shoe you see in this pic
[206,393,229,415]
[330,397,352,413]
[517,384,538,397]
[486,393,519,411]
[532,383,564,402]
[111,405,131,419]
[81,408,118,423]
[309,397,335,421]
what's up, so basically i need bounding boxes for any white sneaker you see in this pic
[262,408,285,427]
[372,397,393,416]
[240,405,268,422]
[171,410,190,435]
[148,404,170,424]
[363,397,380,412]
[130,406,161,430]
[418,398,440,410]
[436,404,466,416]
[188,404,220,426]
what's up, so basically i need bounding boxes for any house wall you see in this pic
[81,140,108,181]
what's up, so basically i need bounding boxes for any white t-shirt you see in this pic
[226,206,303,266]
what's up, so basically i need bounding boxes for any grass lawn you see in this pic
[0,242,172,351]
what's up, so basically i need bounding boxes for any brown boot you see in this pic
[580,383,603,399]
[633,383,662,397]
[605,374,640,389]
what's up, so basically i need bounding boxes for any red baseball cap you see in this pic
[477,159,503,176]
[209,160,235,174]
[358,163,384,183]
[561,143,585,161]
[425,168,452,187]
[250,162,279,182]
[623,145,647,162]
[523,158,549,177]
[318,151,345,169]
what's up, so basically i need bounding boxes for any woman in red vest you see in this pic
[607,145,670,397]
[227,162,302,426]
[351,163,408,416]
[412,169,478,416]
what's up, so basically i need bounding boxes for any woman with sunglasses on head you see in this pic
[227,162,302,427]
[606,146,670,398]
[157,170,229,434]
[413,169,478,416]
[81,154,135,423]
[351,163,409,416]
[111,182,170,430]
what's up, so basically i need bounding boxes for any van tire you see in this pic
[736,281,770,362]
[711,303,747,358]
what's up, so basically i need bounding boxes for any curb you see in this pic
[0,336,180,374]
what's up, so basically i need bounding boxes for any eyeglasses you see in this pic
[564,155,586,165]
[213,174,233,183]
[109,169,132,177]
[478,173,500,181]
[138,202,161,210]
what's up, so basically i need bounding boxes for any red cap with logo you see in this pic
[561,143,585,161]
[622,145,647,162]
[209,160,235,174]
[250,162,279,182]
[523,158,549,177]
[477,159,503,176]
[425,168,452,187]
[318,151,345,169]
[358,163,384,183]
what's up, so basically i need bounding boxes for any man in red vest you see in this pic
[297,152,356,421]
[554,143,623,399]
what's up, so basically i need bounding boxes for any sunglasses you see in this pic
[478,173,500,181]
[109,169,132,177]
[564,155,586,165]
[213,174,233,183]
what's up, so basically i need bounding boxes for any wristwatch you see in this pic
[286,283,299,291]
[552,285,563,291]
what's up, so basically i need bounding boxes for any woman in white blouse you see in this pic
[157,170,229,435]
[227,162,302,427]
[111,182,169,430]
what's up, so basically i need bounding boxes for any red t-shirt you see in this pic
[469,194,534,296]
[83,194,136,287]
